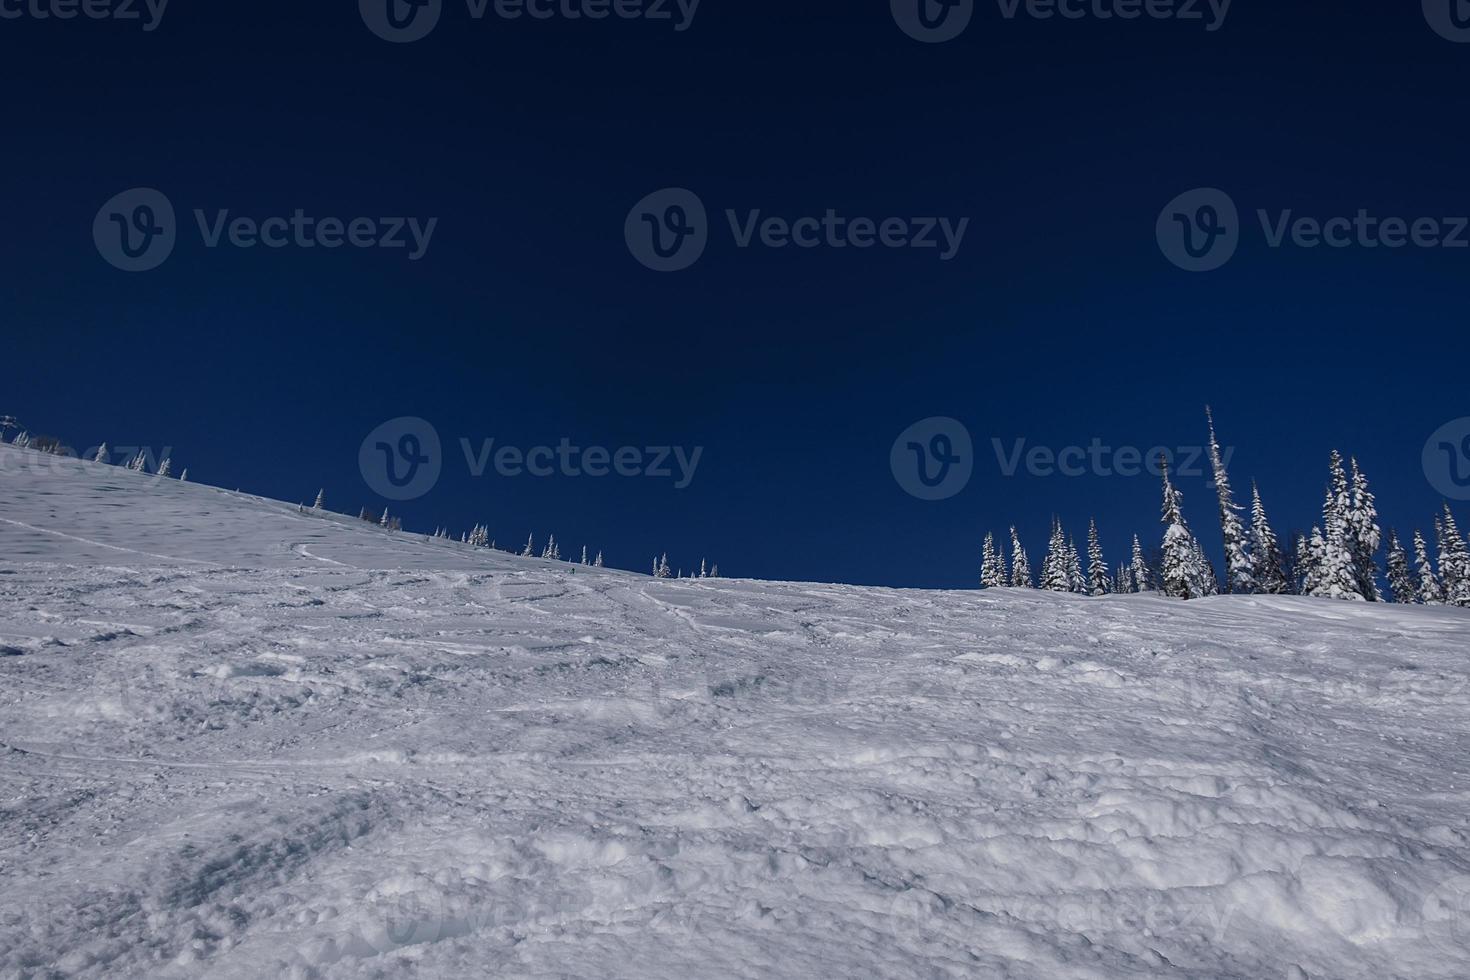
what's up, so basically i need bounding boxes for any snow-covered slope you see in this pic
[2,443,1470,979]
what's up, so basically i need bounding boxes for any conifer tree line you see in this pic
[978,408,1470,606]
[1,425,187,482]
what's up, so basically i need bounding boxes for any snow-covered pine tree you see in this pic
[380,507,391,528]
[1438,505,1470,607]
[595,551,604,568]
[980,533,1005,588]
[128,450,146,472]
[583,546,591,566]
[709,563,718,577]
[1385,531,1416,604]
[655,554,672,579]
[1066,536,1086,594]
[1114,562,1134,594]
[178,469,188,482]
[157,458,172,478]
[1130,535,1151,593]
[1086,520,1109,596]
[1311,455,1364,601]
[1206,407,1255,594]
[1009,527,1032,588]
[359,507,368,520]
[94,443,109,464]
[522,534,535,557]
[1300,528,1327,597]
[1160,455,1209,600]
[1347,459,1382,601]
[1249,481,1289,595]
[313,489,325,510]
[1414,529,1443,604]
[1192,539,1220,596]
[699,558,708,578]
[1041,519,1070,592]
[13,432,30,449]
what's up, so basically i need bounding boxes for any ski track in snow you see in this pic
[2,445,1470,978]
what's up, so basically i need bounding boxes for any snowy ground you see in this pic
[2,444,1469,979]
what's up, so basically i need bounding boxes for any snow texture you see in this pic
[2,443,1470,978]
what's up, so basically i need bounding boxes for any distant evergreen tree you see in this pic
[595,551,605,568]
[1066,535,1086,594]
[1248,482,1289,595]
[13,432,30,449]
[1347,459,1383,601]
[1041,519,1070,592]
[1086,519,1109,596]
[522,534,535,557]
[654,553,672,579]
[1385,531,1416,604]
[1206,408,1255,594]
[709,563,718,577]
[1130,535,1152,593]
[541,535,561,560]
[980,533,1006,588]
[1299,528,1324,596]
[94,443,109,464]
[179,468,188,482]
[379,507,390,528]
[1310,454,1364,601]
[1438,506,1470,607]
[1114,562,1134,594]
[583,546,591,566]
[1414,529,1443,604]
[313,489,325,510]
[1009,526,1032,588]
[699,558,708,578]
[128,450,147,472]
[1193,539,1220,596]
[1159,456,1208,599]
[157,458,172,478]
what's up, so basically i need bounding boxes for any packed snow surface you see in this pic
[2,444,1470,979]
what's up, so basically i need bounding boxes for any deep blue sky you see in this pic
[3,1,1466,587]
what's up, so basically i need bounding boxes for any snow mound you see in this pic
[2,443,1470,978]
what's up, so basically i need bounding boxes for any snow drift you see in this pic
[1,442,1469,978]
